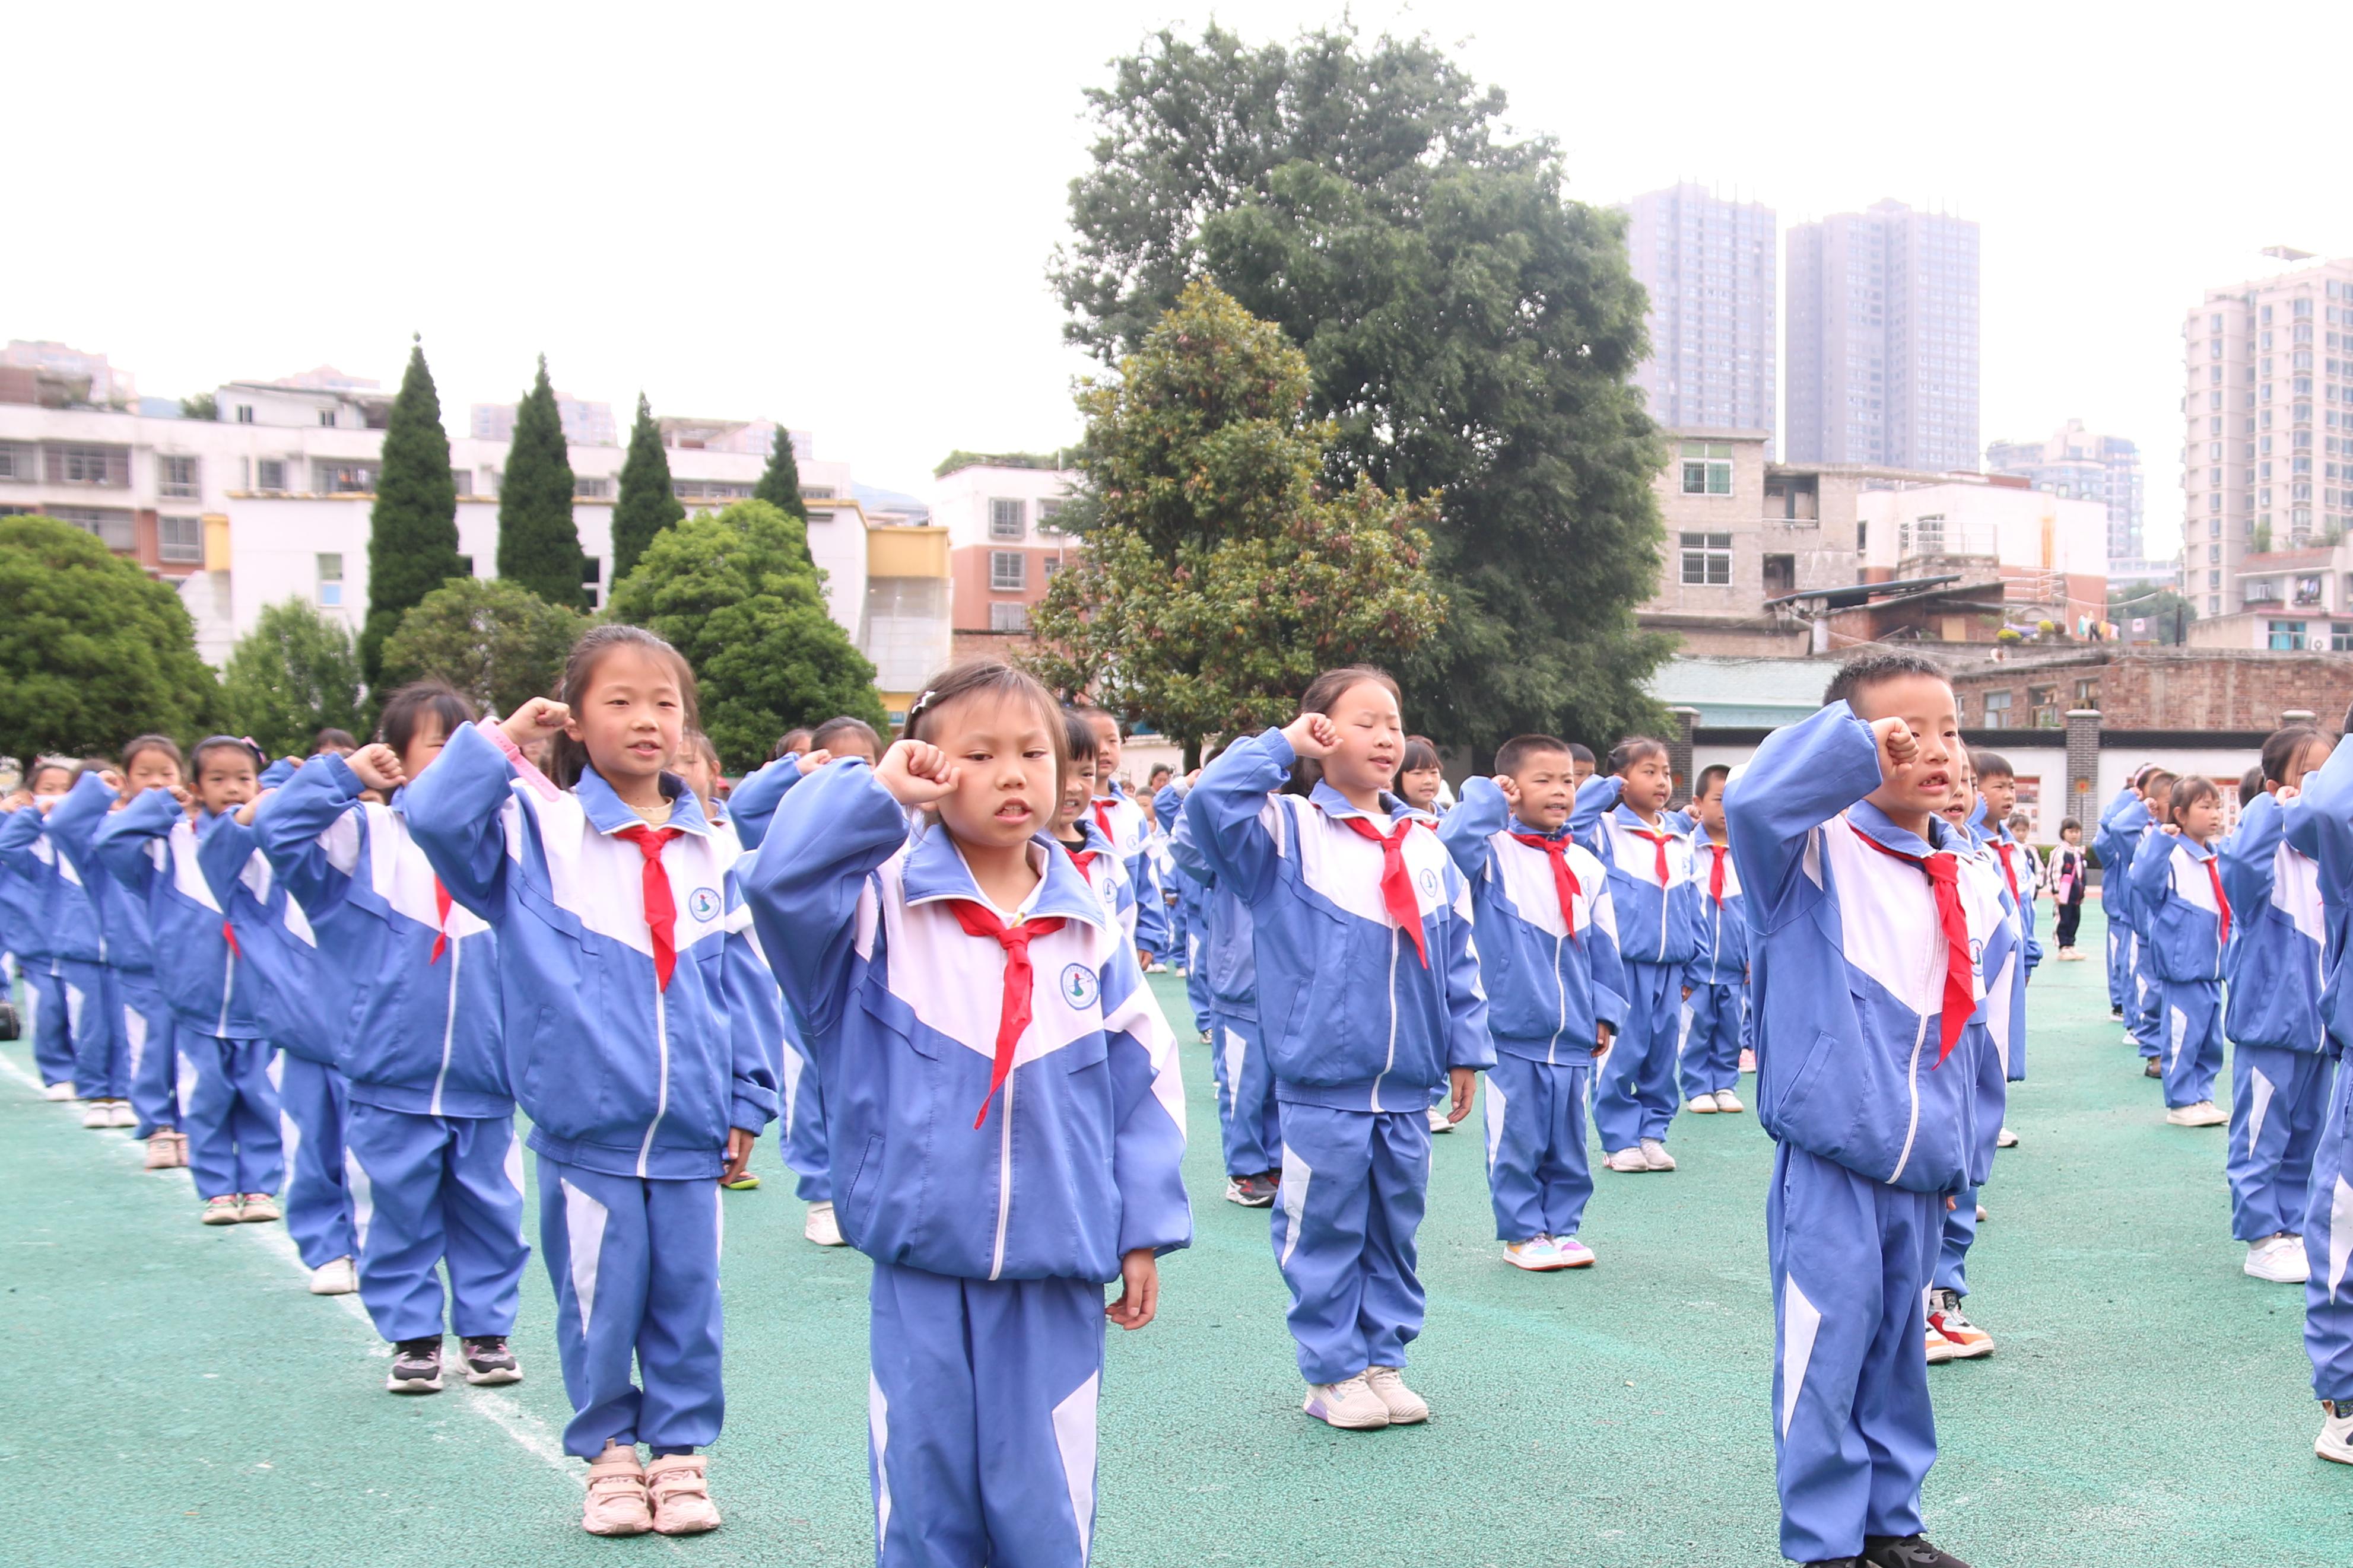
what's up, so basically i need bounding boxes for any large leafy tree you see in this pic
[361,336,465,682]
[496,355,588,609]
[221,597,366,756]
[611,392,685,582]
[1054,23,1671,750]
[606,500,885,769]
[753,426,808,521]
[0,516,217,756]
[1027,282,1441,762]
[377,577,587,719]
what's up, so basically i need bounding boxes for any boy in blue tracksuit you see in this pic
[2095,774,2147,1019]
[1680,763,1749,1115]
[1188,667,1490,1432]
[93,740,285,1224]
[405,626,778,1538]
[1171,807,1280,1208]
[2130,777,2231,1125]
[0,766,122,1124]
[1153,769,1190,966]
[1,760,81,1097]
[746,660,1189,1567]
[1574,740,1699,1172]
[2101,772,2174,1071]
[252,683,533,1388]
[1439,736,1625,1271]
[1970,759,2041,1146]
[2222,726,2333,1286]
[1728,653,2003,1568]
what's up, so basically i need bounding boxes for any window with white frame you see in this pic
[158,454,200,498]
[46,444,129,486]
[158,516,202,563]
[255,459,287,492]
[1678,532,1731,585]
[989,601,1030,632]
[989,551,1026,591]
[316,552,344,608]
[573,478,611,500]
[450,469,472,497]
[1679,441,1733,495]
[0,441,33,481]
[1036,498,1066,534]
[989,498,1025,540]
[312,460,377,494]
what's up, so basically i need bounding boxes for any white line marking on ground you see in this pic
[0,1048,580,1484]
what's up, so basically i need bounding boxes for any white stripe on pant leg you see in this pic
[122,1004,146,1084]
[1483,1077,1507,1166]
[869,1374,894,1545]
[561,1178,609,1337]
[345,1145,375,1251]
[1052,1371,1101,1565]
[2168,1007,2187,1071]
[2332,1177,2353,1297]
[1780,1277,1822,1438]
[1278,1145,1312,1268]
[2247,1064,2278,1149]
[65,982,85,1037]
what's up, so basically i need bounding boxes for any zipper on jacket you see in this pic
[636,977,670,1178]
[1887,879,1946,1185]
[990,1067,1015,1280]
[430,933,460,1118]
[1373,927,1401,1113]
[1549,931,1567,1066]
[217,947,235,1038]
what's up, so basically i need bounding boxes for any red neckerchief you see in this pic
[1061,838,1098,877]
[1705,841,1729,905]
[1852,829,1973,1064]
[614,825,685,991]
[946,900,1067,1127]
[2200,849,2232,946]
[1992,838,2021,906]
[430,877,453,964]
[221,919,239,958]
[1339,815,1431,968]
[1627,825,1675,886]
[1091,799,1116,845]
[1508,831,1582,938]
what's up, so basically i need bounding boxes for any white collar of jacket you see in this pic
[573,767,716,840]
[1844,797,1949,860]
[901,824,1110,930]
[1609,801,1682,835]
[1506,816,1571,841]
[1307,779,1430,828]
[1071,815,1117,856]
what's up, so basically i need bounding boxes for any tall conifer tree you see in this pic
[361,336,463,682]
[496,355,587,609]
[611,392,684,583]
[753,424,808,521]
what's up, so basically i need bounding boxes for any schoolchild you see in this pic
[4,762,129,1129]
[0,759,111,1108]
[1971,753,2040,1152]
[1396,736,1446,816]
[1679,764,1748,1115]
[2047,819,2089,959]
[2122,771,2180,1075]
[1075,707,1168,964]
[2095,769,2152,1020]
[0,761,79,1100]
[2130,776,2232,1126]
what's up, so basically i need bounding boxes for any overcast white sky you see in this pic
[15,1,2352,555]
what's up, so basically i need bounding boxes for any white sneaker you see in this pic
[2319,1401,2353,1465]
[1502,1236,1563,1271]
[1713,1089,1744,1114]
[1640,1138,1677,1172]
[108,1101,138,1128]
[43,1082,75,1102]
[1427,1103,1455,1133]
[1302,1373,1390,1429]
[1975,1203,1987,1223]
[1552,1235,1595,1268]
[1604,1147,1650,1173]
[2247,1233,2311,1283]
[81,1101,112,1128]
[1686,1095,1719,1114]
[1995,1125,2018,1148]
[803,1201,845,1247]
[1363,1365,1428,1424]
[309,1257,358,1295]
[2165,1101,2227,1127]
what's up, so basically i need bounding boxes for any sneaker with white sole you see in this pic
[461,1335,523,1385]
[1604,1147,1650,1173]
[1503,1236,1563,1271]
[1302,1373,1391,1429]
[1995,1125,2018,1148]
[109,1101,137,1128]
[1427,1104,1455,1133]
[803,1200,844,1246]
[200,1195,243,1225]
[2319,1400,2353,1465]
[386,1336,444,1394]
[583,1445,652,1535]
[1738,1048,1756,1074]
[1225,1172,1278,1207]
[1687,1095,1719,1114]
[1974,1203,1987,1223]
[1925,1322,1958,1365]
[238,1192,281,1223]
[2165,1101,2227,1127]
[1640,1138,1677,1172]
[2247,1233,2311,1283]
[1364,1365,1428,1424]
[144,1131,182,1171]
[42,1082,75,1102]
[309,1257,357,1295]
[1553,1235,1595,1267]
[1713,1089,1744,1114]
[645,1452,722,1535]
[1925,1289,1992,1359]
[81,1101,113,1129]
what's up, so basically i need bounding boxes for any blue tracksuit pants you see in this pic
[2131,940,2164,1058]
[1272,1101,1430,1385]
[2105,918,2129,1012]
[27,963,73,1088]
[1482,1051,1593,1242]
[1594,959,1681,1152]
[277,1054,357,1268]
[1770,1142,1942,1564]
[538,1154,724,1459]
[1211,1012,1279,1178]
[2228,1045,2332,1241]
[868,1261,1105,1568]
[181,1032,284,1201]
[1679,981,1745,1100]
[2305,1058,2353,1402]
[779,1035,831,1203]
[1182,929,1216,1041]
[2158,978,2225,1108]
[117,972,179,1136]
[59,958,122,1100]
[344,1102,529,1343]
[1933,1186,1979,1298]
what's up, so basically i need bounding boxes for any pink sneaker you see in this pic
[645,1453,722,1535]
[145,1132,182,1171]
[238,1192,281,1223]
[582,1447,653,1536]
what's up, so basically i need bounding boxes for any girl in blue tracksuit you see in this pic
[1187,664,1490,1432]
[252,681,533,1388]
[2130,777,2231,1122]
[1727,656,2002,1568]
[2095,774,2148,1018]
[1438,737,1625,1272]
[747,658,1190,1567]
[2221,726,2333,1286]
[93,739,284,1224]
[405,625,780,1539]
[1077,707,1168,961]
[1679,763,1748,1112]
[2,764,123,1127]
[1573,739,1698,1169]
[2,760,81,1098]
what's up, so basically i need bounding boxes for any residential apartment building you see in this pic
[1786,199,1980,473]
[2179,255,2353,619]
[469,392,619,449]
[932,460,1077,647]
[1986,419,2145,567]
[1621,184,1777,446]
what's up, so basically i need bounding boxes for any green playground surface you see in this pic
[5,898,2352,1567]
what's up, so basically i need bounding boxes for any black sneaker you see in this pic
[461,1335,522,1386]
[1224,1173,1276,1207]
[388,1336,444,1394]
[2144,1058,2163,1079]
[2110,1006,2125,1019]
[1866,1536,1972,1568]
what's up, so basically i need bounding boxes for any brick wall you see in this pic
[1947,647,2353,733]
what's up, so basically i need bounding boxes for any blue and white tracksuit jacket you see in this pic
[1187,729,1490,1385]
[1572,776,1699,1151]
[746,758,1189,1568]
[2130,832,2230,1110]
[1170,811,1278,1178]
[47,774,179,1133]
[1972,799,2042,1083]
[2095,786,2146,1016]
[1093,784,1167,955]
[1725,702,2006,1564]
[1934,821,2023,1300]
[405,719,780,1459]
[1439,777,1625,1243]
[2100,795,2162,1051]
[253,753,529,1340]
[0,789,117,1101]
[1681,834,1749,1100]
[1154,781,1191,961]
[93,793,284,1200]
[2282,738,2353,1404]
[2217,791,2332,1248]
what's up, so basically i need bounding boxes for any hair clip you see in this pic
[907,689,936,718]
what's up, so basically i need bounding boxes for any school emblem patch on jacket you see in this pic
[688,887,721,922]
[1060,963,1100,1010]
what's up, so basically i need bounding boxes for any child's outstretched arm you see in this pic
[2127,821,2177,911]
[0,795,50,880]
[1436,774,1509,878]
[726,751,825,852]
[1098,934,1189,1331]
[40,771,119,893]
[1722,701,1897,933]
[1567,772,1625,858]
[2220,790,2285,915]
[253,752,377,917]
[403,706,563,921]
[1183,724,1316,907]
[90,787,182,892]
